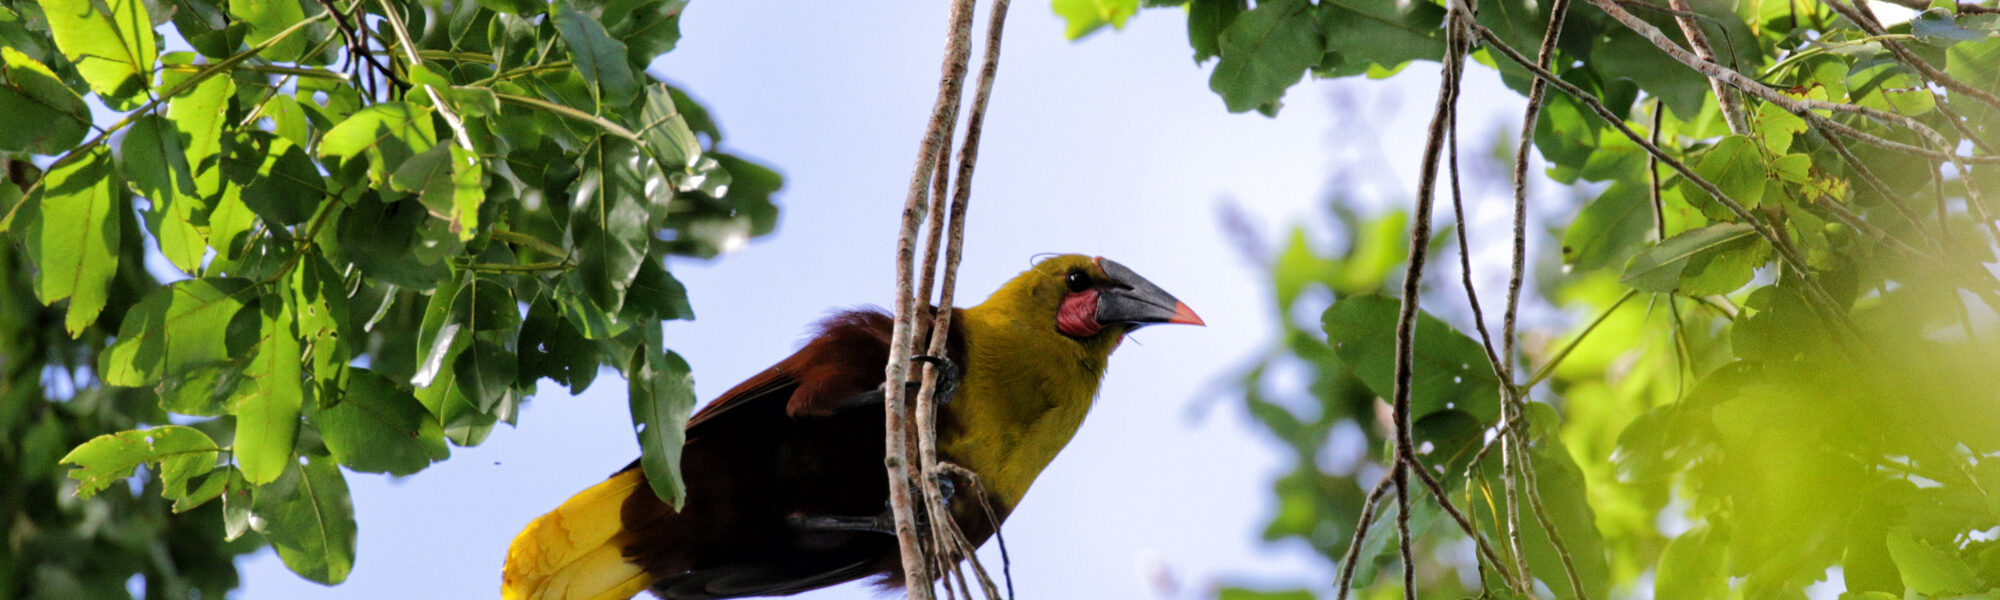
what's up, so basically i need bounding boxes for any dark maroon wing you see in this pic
[617,308,967,599]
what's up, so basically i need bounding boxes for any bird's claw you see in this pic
[911,355,958,406]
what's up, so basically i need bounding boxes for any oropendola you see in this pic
[501,254,1203,600]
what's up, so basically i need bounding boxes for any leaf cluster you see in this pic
[1,0,779,592]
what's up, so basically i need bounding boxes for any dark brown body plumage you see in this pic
[616,309,993,599]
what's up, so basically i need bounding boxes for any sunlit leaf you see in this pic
[1622,223,1764,294]
[39,0,153,108]
[1209,0,1319,113]
[58,426,219,500]
[1054,0,1140,39]
[230,298,305,485]
[26,146,119,336]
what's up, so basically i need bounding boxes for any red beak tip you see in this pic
[1170,302,1205,327]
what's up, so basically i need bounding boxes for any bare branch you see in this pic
[885,0,981,594]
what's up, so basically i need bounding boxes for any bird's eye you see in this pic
[1065,270,1091,293]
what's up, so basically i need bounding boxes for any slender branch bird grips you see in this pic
[501,255,1201,600]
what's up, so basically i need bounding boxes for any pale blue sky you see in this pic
[229,2,1538,598]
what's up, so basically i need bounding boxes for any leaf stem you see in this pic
[494,93,641,141]
[1521,289,1638,390]
[491,230,569,259]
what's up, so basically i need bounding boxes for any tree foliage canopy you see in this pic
[1072,0,2000,598]
[0,0,776,593]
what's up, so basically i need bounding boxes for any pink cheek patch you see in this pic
[1056,290,1102,338]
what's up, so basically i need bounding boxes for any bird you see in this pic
[501,254,1203,600]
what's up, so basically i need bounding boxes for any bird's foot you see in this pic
[911,355,958,406]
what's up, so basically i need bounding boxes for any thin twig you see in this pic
[1334,475,1396,600]
[1522,289,1639,389]
[376,0,475,154]
[915,1,1013,598]
[1823,0,2000,113]
[1649,100,1666,240]
[1385,5,1472,598]
[1472,23,1857,332]
[885,5,977,594]
[1585,0,1996,165]
[1666,0,1749,133]
[1518,440,1591,600]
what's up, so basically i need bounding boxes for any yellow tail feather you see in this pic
[503,470,659,600]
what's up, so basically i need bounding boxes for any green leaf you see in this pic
[638,84,702,170]
[230,298,305,485]
[1912,9,1988,44]
[412,270,468,388]
[310,369,449,475]
[26,146,120,336]
[518,298,600,393]
[1621,223,1765,295]
[1209,0,1319,113]
[1561,181,1655,272]
[222,468,253,540]
[1688,135,1767,212]
[251,454,357,585]
[122,114,196,211]
[0,47,89,153]
[172,469,230,512]
[319,102,439,191]
[454,340,517,413]
[154,59,235,271]
[1593,29,1711,119]
[1656,526,1729,600]
[477,0,545,15]
[1887,528,1980,596]
[156,364,243,417]
[1321,295,1500,422]
[1752,102,1807,154]
[222,130,326,225]
[630,330,695,509]
[1187,0,1244,64]
[607,0,686,64]
[553,0,640,108]
[228,0,306,62]
[396,144,487,240]
[39,0,154,108]
[58,426,219,500]
[572,140,651,313]
[1317,0,1445,77]
[623,259,694,321]
[1054,0,1140,39]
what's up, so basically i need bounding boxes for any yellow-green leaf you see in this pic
[230,298,305,485]
[58,426,219,500]
[39,0,154,108]
[26,146,119,336]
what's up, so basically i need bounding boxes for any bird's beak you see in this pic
[1092,257,1205,328]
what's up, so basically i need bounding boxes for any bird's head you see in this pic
[981,254,1204,342]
